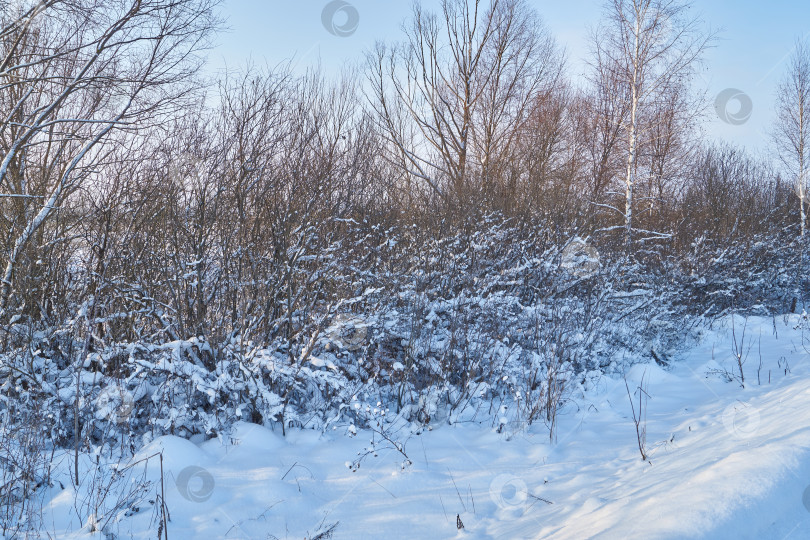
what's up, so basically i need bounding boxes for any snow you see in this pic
[33,315,810,538]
